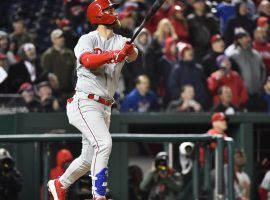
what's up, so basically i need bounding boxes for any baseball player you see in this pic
[47,0,138,199]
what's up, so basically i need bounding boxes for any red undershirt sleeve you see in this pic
[80,52,115,69]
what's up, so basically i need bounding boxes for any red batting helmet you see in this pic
[87,0,119,25]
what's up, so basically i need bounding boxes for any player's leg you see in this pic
[77,98,112,198]
[48,96,94,200]
[59,134,93,188]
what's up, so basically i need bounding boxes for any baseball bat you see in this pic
[128,0,166,43]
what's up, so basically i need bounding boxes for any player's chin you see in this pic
[108,20,121,29]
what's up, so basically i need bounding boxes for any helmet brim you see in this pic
[109,3,120,9]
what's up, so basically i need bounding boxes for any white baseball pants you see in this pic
[59,91,112,197]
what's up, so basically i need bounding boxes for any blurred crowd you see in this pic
[2,0,270,113]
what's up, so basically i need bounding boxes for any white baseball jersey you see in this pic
[74,30,129,98]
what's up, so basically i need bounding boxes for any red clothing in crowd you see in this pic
[146,8,170,34]
[199,128,228,165]
[168,5,189,43]
[207,128,228,150]
[207,70,248,106]
[169,18,189,43]
[164,37,177,61]
[50,149,73,179]
[253,41,270,76]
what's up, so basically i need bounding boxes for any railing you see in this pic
[0,133,234,200]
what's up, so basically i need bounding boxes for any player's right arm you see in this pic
[80,51,119,69]
[75,34,129,69]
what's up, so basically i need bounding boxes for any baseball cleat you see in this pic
[47,179,66,200]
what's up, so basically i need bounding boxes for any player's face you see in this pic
[103,7,116,16]
[103,7,121,29]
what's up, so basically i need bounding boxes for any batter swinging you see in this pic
[47,0,138,199]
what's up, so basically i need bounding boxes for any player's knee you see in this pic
[99,137,112,153]
[79,155,91,166]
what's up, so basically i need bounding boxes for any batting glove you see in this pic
[112,50,126,62]
[122,42,136,55]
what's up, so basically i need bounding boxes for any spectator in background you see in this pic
[128,165,144,200]
[207,55,248,108]
[255,0,270,22]
[224,2,256,46]
[41,29,75,100]
[123,28,152,93]
[259,157,270,200]
[10,19,33,48]
[114,11,134,38]
[234,149,250,200]
[36,81,60,112]
[169,43,209,109]
[209,112,228,137]
[0,53,8,93]
[146,0,174,34]
[121,75,158,113]
[187,0,219,62]
[263,77,270,113]
[0,31,17,66]
[232,0,256,16]
[140,152,182,200]
[7,43,42,93]
[216,0,236,35]
[257,17,270,41]
[208,112,228,150]
[50,149,73,180]
[202,34,225,77]
[156,37,178,107]
[211,86,239,114]
[253,27,270,77]
[145,19,177,91]
[56,18,79,50]
[0,148,22,200]
[10,82,41,112]
[229,29,266,111]
[168,4,189,43]
[167,84,201,113]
